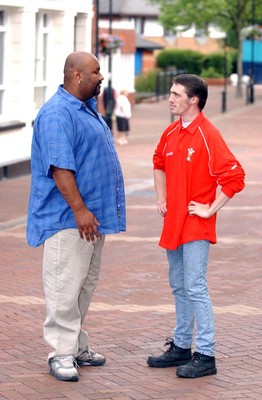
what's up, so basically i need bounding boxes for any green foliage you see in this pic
[135,70,157,92]
[226,29,238,49]
[202,51,235,77]
[156,49,204,74]
[202,52,224,74]
[200,67,223,78]
[150,0,262,94]
[153,48,238,79]
[150,0,262,35]
[229,48,238,73]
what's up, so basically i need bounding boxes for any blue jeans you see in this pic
[167,240,215,356]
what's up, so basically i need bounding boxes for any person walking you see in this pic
[102,79,116,132]
[147,74,245,378]
[115,89,131,145]
[27,51,126,382]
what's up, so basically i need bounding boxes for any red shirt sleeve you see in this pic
[202,122,245,198]
[153,122,179,171]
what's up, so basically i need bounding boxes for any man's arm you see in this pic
[51,166,101,241]
[154,169,167,217]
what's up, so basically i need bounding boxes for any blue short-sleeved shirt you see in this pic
[27,85,126,247]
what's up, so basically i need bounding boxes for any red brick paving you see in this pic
[0,84,262,399]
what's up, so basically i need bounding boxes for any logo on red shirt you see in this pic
[186,147,195,162]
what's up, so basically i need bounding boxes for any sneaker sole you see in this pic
[176,367,217,378]
[50,369,79,382]
[77,360,106,367]
[147,359,191,368]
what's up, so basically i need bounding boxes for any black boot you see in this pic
[176,351,217,378]
[147,338,192,368]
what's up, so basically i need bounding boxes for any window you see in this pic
[34,12,49,109]
[0,10,5,115]
[134,17,145,35]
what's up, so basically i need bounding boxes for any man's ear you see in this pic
[190,96,199,105]
[73,68,82,84]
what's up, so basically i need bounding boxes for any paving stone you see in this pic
[0,85,262,399]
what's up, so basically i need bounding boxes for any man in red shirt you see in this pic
[147,74,245,378]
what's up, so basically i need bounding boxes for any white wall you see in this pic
[0,0,93,166]
[99,51,135,96]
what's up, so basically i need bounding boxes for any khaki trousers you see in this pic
[42,229,105,360]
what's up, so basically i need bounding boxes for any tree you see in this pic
[150,0,262,97]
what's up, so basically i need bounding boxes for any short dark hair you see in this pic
[173,74,208,110]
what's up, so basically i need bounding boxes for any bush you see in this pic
[135,70,157,93]
[200,67,223,78]
[155,48,237,78]
[156,49,203,75]
[202,51,234,77]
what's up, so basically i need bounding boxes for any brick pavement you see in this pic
[0,84,262,400]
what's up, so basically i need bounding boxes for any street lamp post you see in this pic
[106,0,114,132]
[95,0,99,57]
[108,0,113,78]
[249,0,255,103]
[221,35,227,113]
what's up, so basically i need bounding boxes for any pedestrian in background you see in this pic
[102,79,116,132]
[115,89,131,145]
[147,74,245,378]
[27,51,126,382]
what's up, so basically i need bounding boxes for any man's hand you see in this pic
[188,192,231,219]
[74,206,101,242]
[51,166,101,241]
[154,169,167,217]
[188,201,210,218]
[157,201,167,217]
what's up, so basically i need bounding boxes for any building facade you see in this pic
[0,0,93,178]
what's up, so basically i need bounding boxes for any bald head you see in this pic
[64,52,97,78]
[63,51,104,100]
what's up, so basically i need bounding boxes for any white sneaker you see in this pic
[76,348,106,366]
[49,355,79,381]
[117,138,128,145]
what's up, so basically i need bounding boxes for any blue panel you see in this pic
[243,61,262,83]
[135,50,143,76]
[242,40,262,62]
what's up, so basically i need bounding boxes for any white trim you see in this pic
[166,124,178,137]
[198,125,218,177]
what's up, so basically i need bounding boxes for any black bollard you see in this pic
[221,90,227,113]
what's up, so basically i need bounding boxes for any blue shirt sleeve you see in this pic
[35,109,77,178]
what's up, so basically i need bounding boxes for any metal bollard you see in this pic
[221,91,227,113]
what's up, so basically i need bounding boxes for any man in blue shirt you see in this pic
[27,51,126,382]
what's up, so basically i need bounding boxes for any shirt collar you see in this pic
[179,111,205,134]
[58,85,98,112]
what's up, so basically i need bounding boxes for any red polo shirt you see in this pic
[153,112,245,250]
